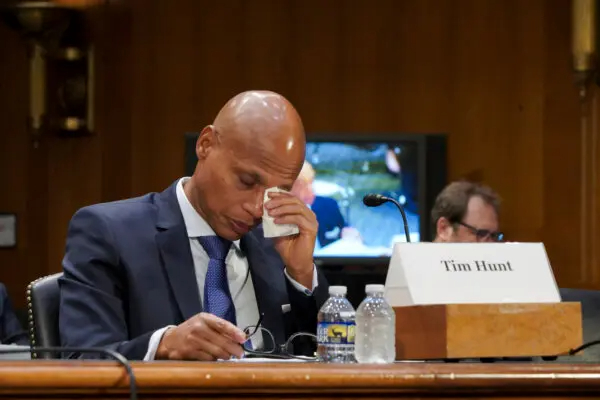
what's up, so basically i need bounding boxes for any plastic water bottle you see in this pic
[355,284,396,364]
[316,286,356,363]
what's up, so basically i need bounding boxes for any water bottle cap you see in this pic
[329,285,347,295]
[365,284,385,293]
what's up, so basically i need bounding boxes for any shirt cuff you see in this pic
[284,264,318,296]
[143,325,176,361]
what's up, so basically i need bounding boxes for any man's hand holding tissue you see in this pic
[264,190,317,289]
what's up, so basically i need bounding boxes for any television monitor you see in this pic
[184,132,447,265]
[303,134,446,264]
[184,132,447,307]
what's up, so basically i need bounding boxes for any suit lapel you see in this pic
[153,182,291,341]
[241,230,289,346]
[155,182,202,321]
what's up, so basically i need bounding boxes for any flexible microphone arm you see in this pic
[0,347,137,400]
[363,193,411,243]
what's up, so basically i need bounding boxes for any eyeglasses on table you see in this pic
[242,313,317,360]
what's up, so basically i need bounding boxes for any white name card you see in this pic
[384,242,561,307]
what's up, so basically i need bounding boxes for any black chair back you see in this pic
[27,273,62,359]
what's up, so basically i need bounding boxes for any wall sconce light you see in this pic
[0,1,94,148]
[572,0,597,99]
[571,0,599,285]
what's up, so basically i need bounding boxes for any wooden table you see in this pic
[0,361,599,399]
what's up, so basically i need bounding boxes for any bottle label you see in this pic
[317,321,356,345]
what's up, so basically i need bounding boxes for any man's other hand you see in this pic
[156,312,247,361]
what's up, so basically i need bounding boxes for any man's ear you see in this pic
[436,217,454,242]
[196,125,215,160]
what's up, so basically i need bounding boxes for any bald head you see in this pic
[187,90,308,240]
[213,90,305,160]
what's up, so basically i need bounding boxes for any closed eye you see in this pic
[239,176,255,188]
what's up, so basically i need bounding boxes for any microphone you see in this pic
[363,193,411,243]
[0,347,137,400]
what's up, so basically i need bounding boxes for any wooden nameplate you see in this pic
[393,302,583,360]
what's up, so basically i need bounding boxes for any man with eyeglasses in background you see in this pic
[431,181,504,243]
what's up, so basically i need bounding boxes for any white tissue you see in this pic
[262,187,300,238]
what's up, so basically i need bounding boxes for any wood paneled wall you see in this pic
[0,0,598,308]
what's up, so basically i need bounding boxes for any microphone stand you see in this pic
[385,197,411,243]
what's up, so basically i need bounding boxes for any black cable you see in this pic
[0,347,136,400]
[539,339,600,361]
[567,339,600,356]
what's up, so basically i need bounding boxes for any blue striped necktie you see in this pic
[197,236,236,325]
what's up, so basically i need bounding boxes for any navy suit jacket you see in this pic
[0,283,28,345]
[311,196,347,248]
[58,181,329,360]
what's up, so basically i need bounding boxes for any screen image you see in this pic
[301,141,420,259]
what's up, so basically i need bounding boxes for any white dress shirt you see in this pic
[143,177,318,360]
